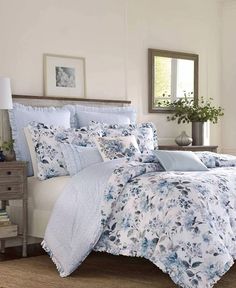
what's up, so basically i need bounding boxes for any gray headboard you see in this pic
[12,94,131,107]
[3,94,131,142]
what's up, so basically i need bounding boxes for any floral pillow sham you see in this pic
[28,122,103,180]
[91,122,158,153]
[95,135,141,161]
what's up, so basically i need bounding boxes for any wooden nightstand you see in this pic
[159,145,218,153]
[0,161,28,257]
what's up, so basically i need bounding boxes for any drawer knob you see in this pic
[7,171,12,175]
[7,187,12,191]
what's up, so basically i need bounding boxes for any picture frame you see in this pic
[43,54,86,98]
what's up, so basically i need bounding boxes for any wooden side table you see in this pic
[0,161,28,257]
[159,145,218,153]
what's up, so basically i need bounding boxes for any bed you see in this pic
[7,95,236,288]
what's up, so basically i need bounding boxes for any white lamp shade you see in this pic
[0,77,12,109]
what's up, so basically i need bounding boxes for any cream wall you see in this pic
[0,0,127,99]
[0,0,222,145]
[221,1,236,155]
[127,0,221,145]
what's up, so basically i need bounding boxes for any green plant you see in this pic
[166,97,224,124]
[2,139,14,152]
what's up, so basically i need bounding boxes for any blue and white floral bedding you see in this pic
[42,151,236,288]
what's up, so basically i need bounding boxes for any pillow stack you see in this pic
[9,102,160,180]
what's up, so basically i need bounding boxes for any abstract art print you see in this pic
[44,54,86,98]
[56,67,76,88]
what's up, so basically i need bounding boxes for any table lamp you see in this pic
[0,77,12,161]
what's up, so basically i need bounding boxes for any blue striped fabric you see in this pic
[60,144,103,176]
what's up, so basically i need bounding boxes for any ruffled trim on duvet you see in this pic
[94,245,235,288]
[41,240,67,277]
[41,227,104,278]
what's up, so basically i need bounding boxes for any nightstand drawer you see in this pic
[0,183,24,199]
[0,161,28,257]
[0,168,24,182]
[0,225,18,239]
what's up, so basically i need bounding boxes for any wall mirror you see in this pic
[148,49,199,113]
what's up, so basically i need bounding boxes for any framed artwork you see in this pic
[43,54,86,98]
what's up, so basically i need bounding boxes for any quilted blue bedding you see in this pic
[42,152,236,288]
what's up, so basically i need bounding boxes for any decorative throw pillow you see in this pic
[91,122,158,152]
[155,150,208,171]
[8,103,71,176]
[60,144,103,176]
[95,135,141,161]
[28,122,103,180]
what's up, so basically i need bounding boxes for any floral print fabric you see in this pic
[95,135,141,161]
[93,151,236,288]
[28,122,103,180]
[91,122,158,152]
[196,151,236,168]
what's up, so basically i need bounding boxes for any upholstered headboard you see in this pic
[2,95,131,142]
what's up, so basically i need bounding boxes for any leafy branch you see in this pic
[1,140,14,152]
[166,97,224,124]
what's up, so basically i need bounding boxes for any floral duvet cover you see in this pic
[43,152,236,288]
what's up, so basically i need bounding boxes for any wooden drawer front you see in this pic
[0,183,24,199]
[0,225,18,239]
[0,168,24,182]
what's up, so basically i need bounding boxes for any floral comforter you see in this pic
[43,152,236,288]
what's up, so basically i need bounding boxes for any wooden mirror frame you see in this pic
[148,49,199,113]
